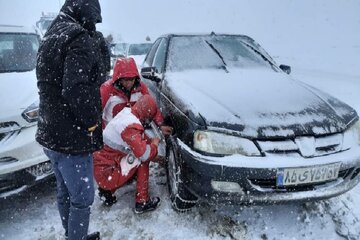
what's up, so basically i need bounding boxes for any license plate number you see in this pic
[276,163,341,187]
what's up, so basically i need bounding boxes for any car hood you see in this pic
[164,68,358,138]
[0,70,39,126]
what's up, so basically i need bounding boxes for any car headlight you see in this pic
[193,130,261,156]
[343,121,360,149]
[22,101,39,123]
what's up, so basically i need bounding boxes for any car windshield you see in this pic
[111,43,128,57]
[0,33,39,73]
[127,43,152,56]
[167,35,275,72]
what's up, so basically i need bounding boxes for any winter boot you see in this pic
[87,231,100,240]
[98,187,117,206]
[134,197,161,214]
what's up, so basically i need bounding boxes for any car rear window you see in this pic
[168,35,274,72]
[0,33,39,73]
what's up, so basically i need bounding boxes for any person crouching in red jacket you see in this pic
[98,57,172,206]
[93,95,163,214]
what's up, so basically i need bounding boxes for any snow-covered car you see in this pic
[126,42,152,68]
[0,25,52,195]
[140,33,360,211]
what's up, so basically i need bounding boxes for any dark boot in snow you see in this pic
[87,231,100,240]
[134,197,161,214]
[98,187,117,206]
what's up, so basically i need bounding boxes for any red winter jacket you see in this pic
[100,57,163,128]
[93,95,159,192]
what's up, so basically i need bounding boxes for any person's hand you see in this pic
[160,125,173,136]
[151,137,161,147]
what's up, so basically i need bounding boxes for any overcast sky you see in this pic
[1,0,360,46]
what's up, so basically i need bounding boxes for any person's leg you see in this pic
[93,149,137,205]
[43,149,70,237]
[93,150,119,206]
[135,161,150,203]
[134,161,160,213]
[56,152,95,240]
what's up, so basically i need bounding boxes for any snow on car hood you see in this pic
[164,68,358,138]
[0,70,39,125]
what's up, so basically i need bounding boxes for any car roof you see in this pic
[0,24,38,34]
[158,32,250,38]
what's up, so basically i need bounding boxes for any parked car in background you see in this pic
[126,42,153,67]
[109,42,128,75]
[140,33,360,211]
[35,12,56,38]
[0,25,52,196]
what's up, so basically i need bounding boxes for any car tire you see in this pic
[166,136,198,212]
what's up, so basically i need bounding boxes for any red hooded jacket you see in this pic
[100,57,163,128]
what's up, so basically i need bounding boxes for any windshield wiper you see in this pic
[204,40,229,73]
[239,40,277,71]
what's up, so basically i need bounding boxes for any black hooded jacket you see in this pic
[36,0,103,154]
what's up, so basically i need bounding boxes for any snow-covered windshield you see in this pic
[127,43,152,56]
[0,33,39,73]
[167,35,274,72]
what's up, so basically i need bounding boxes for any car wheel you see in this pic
[166,136,198,212]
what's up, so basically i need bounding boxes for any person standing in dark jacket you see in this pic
[36,0,103,239]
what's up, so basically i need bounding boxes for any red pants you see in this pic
[93,145,150,203]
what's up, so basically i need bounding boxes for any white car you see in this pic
[0,25,51,196]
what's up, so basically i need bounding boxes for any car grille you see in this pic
[0,122,21,146]
[257,133,345,157]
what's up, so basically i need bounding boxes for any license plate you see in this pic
[276,162,341,187]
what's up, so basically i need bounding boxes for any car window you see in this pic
[0,33,39,73]
[167,35,274,72]
[152,38,168,73]
[127,43,152,56]
[144,39,161,67]
[111,43,128,57]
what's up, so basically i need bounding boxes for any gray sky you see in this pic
[1,0,359,45]
[0,0,250,42]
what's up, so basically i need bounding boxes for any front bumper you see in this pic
[177,140,360,204]
[0,125,51,194]
[0,125,48,175]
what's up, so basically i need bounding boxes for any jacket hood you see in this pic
[131,95,158,123]
[164,68,358,139]
[60,0,102,29]
[111,57,140,83]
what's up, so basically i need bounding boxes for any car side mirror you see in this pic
[279,64,291,74]
[141,67,162,82]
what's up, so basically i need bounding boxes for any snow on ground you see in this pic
[1,0,360,239]
[1,164,360,240]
